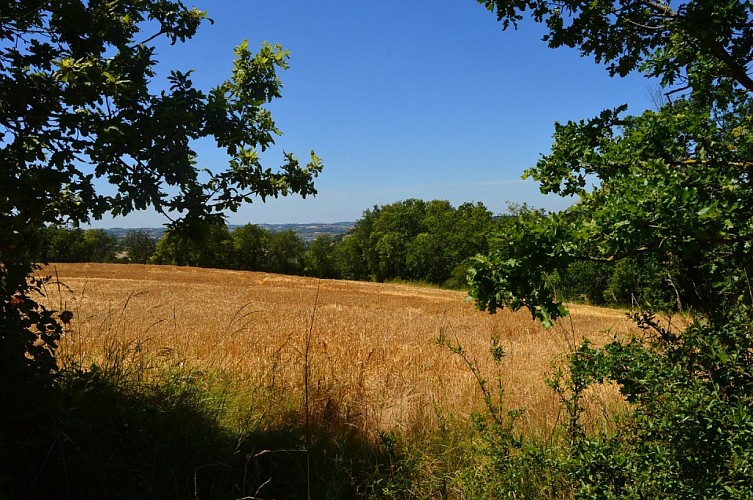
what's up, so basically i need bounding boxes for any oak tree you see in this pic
[471,0,753,325]
[471,1,753,494]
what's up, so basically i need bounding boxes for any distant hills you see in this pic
[104,222,355,242]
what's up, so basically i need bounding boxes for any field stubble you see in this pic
[43,263,637,441]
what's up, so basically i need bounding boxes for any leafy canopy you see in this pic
[478,0,753,95]
[471,0,753,325]
[0,1,322,241]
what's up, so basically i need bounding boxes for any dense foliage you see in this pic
[120,229,158,264]
[472,0,753,323]
[36,199,498,287]
[152,223,308,274]
[471,0,753,496]
[338,199,498,286]
[39,226,119,263]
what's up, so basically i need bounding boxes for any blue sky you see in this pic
[94,0,657,227]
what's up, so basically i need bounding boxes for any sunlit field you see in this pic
[42,263,637,440]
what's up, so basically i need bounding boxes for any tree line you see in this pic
[36,199,499,287]
[38,200,676,308]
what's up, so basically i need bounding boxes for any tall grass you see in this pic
[24,263,640,497]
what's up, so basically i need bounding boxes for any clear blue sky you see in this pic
[94,0,657,227]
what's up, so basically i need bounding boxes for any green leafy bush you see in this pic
[555,261,613,306]
[564,315,753,498]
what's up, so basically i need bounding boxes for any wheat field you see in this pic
[41,263,637,440]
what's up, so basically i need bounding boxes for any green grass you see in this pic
[3,342,578,499]
[11,362,395,499]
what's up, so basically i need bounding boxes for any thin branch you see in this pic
[132,29,164,48]
[622,17,665,31]
[637,0,677,19]
[665,84,692,98]
[155,203,175,223]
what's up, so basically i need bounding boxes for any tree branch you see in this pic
[637,0,677,19]
[133,29,165,48]
[699,35,753,92]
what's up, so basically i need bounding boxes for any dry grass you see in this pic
[41,263,637,440]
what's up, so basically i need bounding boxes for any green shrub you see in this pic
[605,254,681,311]
[556,261,613,305]
[564,315,753,498]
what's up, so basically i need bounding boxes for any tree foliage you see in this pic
[146,200,496,286]
[231,223,272,271]
[472,0,753,495]
[150,223,307,275]
[346,199,498,286]
[304,234,340,279]
[38,226,118,263]
[266,230,306,275]
[120,229,157,264]
[471,0,753,325]
[478,0,753,95]
[151,221,234,268]
[1,3,321,237]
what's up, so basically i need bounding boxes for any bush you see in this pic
[554,261,613,306]
[564,314,753,498]
[605,254,681,311]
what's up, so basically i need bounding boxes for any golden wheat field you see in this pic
[41,263,638,440]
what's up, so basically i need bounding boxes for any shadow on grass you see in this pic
[2,365,398,499]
